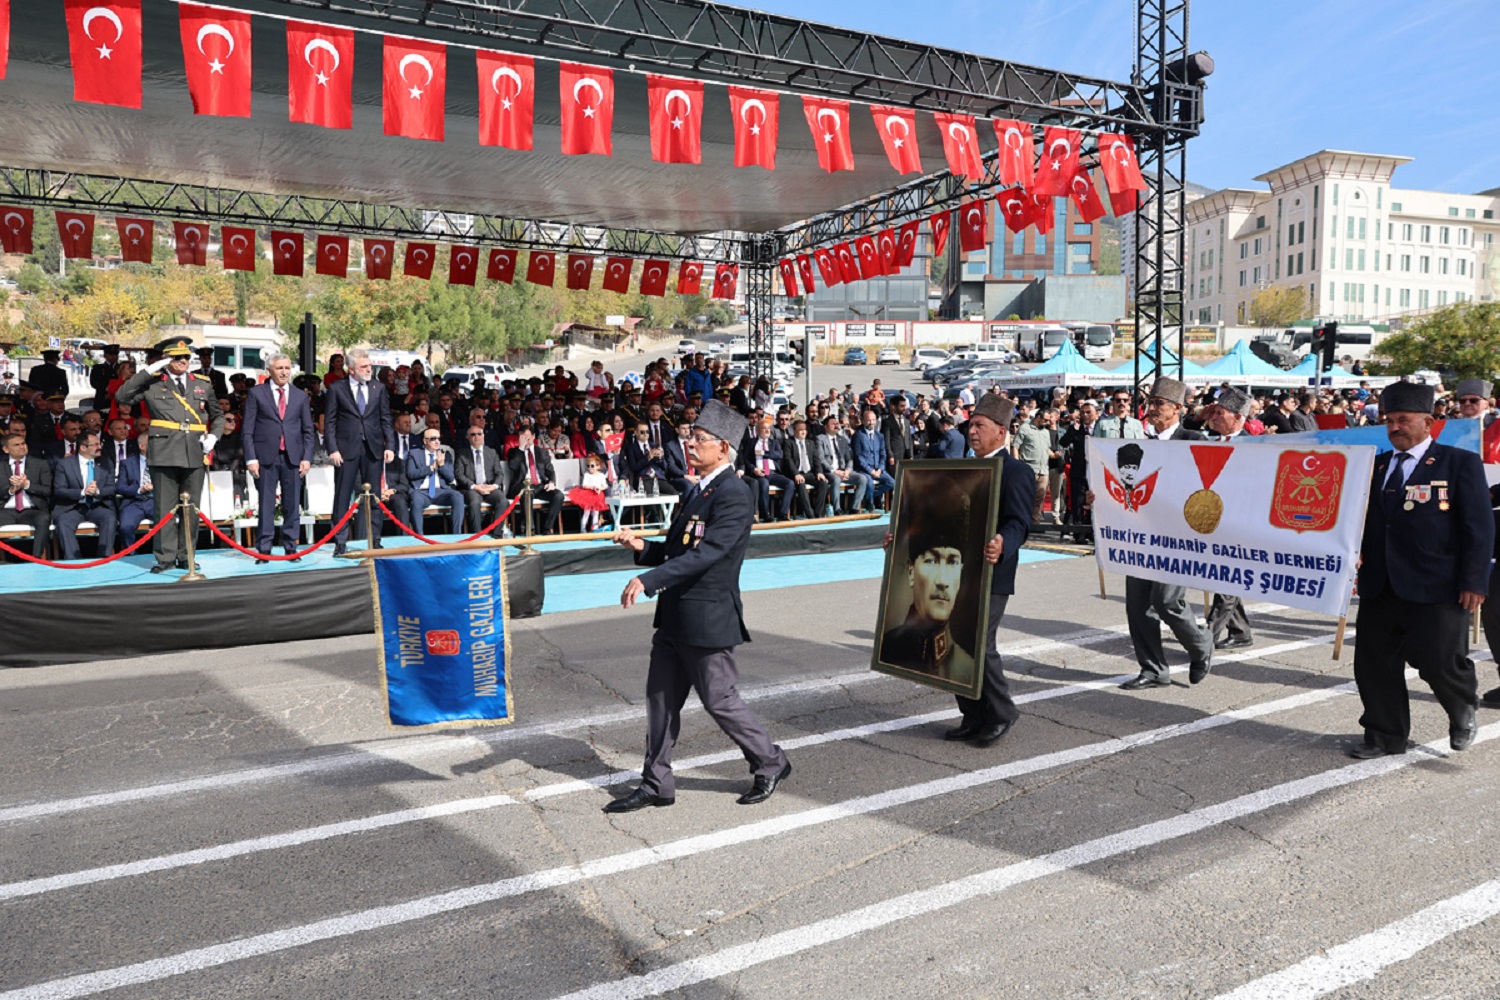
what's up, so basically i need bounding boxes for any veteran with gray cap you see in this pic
[607,399,791,812]
[1202,387,1256,650]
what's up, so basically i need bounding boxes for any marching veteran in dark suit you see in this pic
[1349,381,1493,758]
[243,352,315,561]
[605,399,791,813]
[115,335,225,573]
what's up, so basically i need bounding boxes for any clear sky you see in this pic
[744,0,1500,197]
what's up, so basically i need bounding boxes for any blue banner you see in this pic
[372,549,512,727]
[1236,418,1482,455]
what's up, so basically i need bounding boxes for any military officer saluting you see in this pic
[116,335,224,573]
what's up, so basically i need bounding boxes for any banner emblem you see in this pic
[1269,451,1345,533]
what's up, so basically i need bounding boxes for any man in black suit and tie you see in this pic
[110,427,154,550]
[779,418,829,519]
[741,418,794,520]
[405,428,465,534]
[323,348,394,555]
[0,431,51,557]
[243,353,315,561]
[506,426,563,535]
[455,425,508,536]
[195,348,230,400]
[90,344,121,412]
[662,421,694,495]
[381,410,418,531]
[605,400,791,812]
[50,430,117,559]
[1349,381,1493,758]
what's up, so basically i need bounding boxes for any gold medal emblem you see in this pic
[1403,500,1414,511]
[1183,489,1224,534]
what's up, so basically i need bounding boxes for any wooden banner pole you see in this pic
[1097,564,1107,599]
[1332,616,1348,660]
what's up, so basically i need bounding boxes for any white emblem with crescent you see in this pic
[491,66,523,98]
[645,265,662,281]
[573,78,604,107]
[455,252,473,269]
[278,238,296,256]
[370,244,388,261]
[399,54,434,85]
[230,234,248,251]
[183,226,202,244]
[609,262,625,277]
[884,115,909,139]
[324,241,341,258]
[740,98,766,124]
[65,219,86,236]
[1003,126,1025,152]
[664,88,692,120]
[304,38,340,76]
[3,212,24,231]
[413,248,429,264]
[573,259,588,273]
[534,253,551,267]
[816,108,841,132]
[124,223,143,239]
[948,122,970,144]
[82,7,123,41]
[1049,137,1072,159]
[196,24,235,57]
[965,207,981,226]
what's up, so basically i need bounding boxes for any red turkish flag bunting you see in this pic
[525,250,555,286]
[813,247,840,287]
[854,236,881,279]
[0,206,30,254]
[449,246,478,286]
[476,50,534,150]
[871,105,921,175]
[65,0,142,108]
[638,260,669,297]
[876,228,899,275]
[991,120,1034,189]
[174,221,209,266]
[314,234,348,276]
[796,255,816,294]
[115,217,152,263]
[270,231,304,276]
[221,226,255,271]
[1069,167,1107,224]
[728,87,778,169]
[832,242,861,284]
[802,97,854,173]
[895,221,921,268]
[934,112,984,180]
[778,259,799,297]
[56,212,95,259]
[998,188,1032,234]
[0,0,10,81]
[647,75,704,165]
[601,257,632,293]
[383,37,446,142]
[558,62,614,156]
[1030,191,1056,235]
[179,4,252,117]
[676,261,703,296]
[565,254,595,290]
[363,238,395,279]
[487,247,517,283]
[404,242,436,280]
[958,202,988,252]
[929,211,951,256]
[1034,126,1082,198]
[287,21,354,129]
[710,264,739,301]
[1098,133,1146,196]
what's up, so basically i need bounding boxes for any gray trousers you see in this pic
[1126,576,1213,680]
[641,631,786,798]
[151,464,204,567]
[1208,594,1253,643]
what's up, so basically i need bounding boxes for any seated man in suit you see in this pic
[404,428,465,535]
[663,421,695,496]
[51,430,117,559]
[852,408,895,510]
[816,415,870,514]
[741,417,794,521]
[111,428,155,550]
[506,426,563,535]
[0,431,52,557]
[622,421,679,496]
[381,410,418,533]
[778,419,829,519]
[455,425,508,537]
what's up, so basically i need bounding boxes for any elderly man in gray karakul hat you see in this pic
[1202,386,1256,650]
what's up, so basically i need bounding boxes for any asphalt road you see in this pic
[5,551,1500,999]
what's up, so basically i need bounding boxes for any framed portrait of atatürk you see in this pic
[872,458,1003,699]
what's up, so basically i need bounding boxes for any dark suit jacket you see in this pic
[882,413,916,464]
[455,445,506,492]
[195,366,230,399]
[243,381,315,466]
[1359,441,1493,604]
[991,452,1037,595]
[623,437,670,480]
[663,437,689,479]
[505,445,556,497]
[405,447,456,490]
[51,454,116,507]
[852,427,887,475]
[927,428,967,458]
[323,377,394,461]
[635,467,754,648]
[5,455,52,511]
[111,451,151,499]
[778,436,825,480]
[740,435,784,477]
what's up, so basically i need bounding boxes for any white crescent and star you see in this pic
[685,264,700,278]
[412,248,430,264]
[1302,455,1318,472]
[491,66,524,110]
[533,253,552,268]
[182,226,203,244]
[645,265,663,281]
[1047,137,1072,173]
[1072,175,1094,201]
[323,241,343,258]
[1108,138,1135,165]
[947,122,971,144]
[370,243,388,261]
[304,38,341,87]
[882,114,909,149]
[880,234,895,257]
[196,23,234,75]
[572,77,604,118]
[455,251,473,269]
[608,262,625,277]
[277,238,297,256]
[739,98,766,136]
[816,107,841,143]
[124,223,144,242]
[82,7,123,59]
[65,219,86,237]
[1002,126,1025,153]
[663,88,692,130]
[964,206,982,226]
[3,212,24,231]
[229,234,249,251]
[572,259,589,273]
[1005,196,1025,216]
[399,53,434,100]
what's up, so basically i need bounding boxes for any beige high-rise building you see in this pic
[1184,150,1500,327]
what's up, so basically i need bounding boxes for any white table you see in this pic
[608,493,678,530]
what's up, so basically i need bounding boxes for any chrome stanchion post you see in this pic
[522,480,534,546]
[178,491,206,583]
[360,482,375,552]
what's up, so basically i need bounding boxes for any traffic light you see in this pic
[298,312,317,374]
[800,336,813,368]
[1308,321,1338,373]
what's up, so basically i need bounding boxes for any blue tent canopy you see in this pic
[1200,340,1291,378]
[1134,340,1215,380]
[1026,337,1111,375]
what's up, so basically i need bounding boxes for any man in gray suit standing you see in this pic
[605,400,791,813]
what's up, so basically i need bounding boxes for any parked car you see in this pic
[843,347,868,365]
[676,338,698,354]
[875,347,901,365]
[911,347,951,371]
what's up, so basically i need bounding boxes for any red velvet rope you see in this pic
[196,501,362,560]
[376,492,522,545]
[0,508,174,568]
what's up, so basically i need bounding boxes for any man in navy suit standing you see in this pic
[604,400,791,812]
[323,348,394,555]
[243,353,315,560]
[1349,381,1493,758]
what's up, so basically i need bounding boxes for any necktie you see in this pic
[86,459,94,495]
[1383,452,1411,514]
[117,443,126,466]
[474,449,484,482]
[12,460,21,510]
[683,481,701,507]
[277,386,288,451]
[650,423,659,449]
[528,448,539,485]
[427,464,438,498]
[356,382,367,413]
[176,377,186,396]
[65,441,75,457]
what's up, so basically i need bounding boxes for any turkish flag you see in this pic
[871,105,921,175]
[991,119,1034,189]
[639,260,670,297]
[778,259,799,297]
[0,207,30,254]
[65,0,142,108]
[958,202,988,253]
[1034,126,1082,198]
[1069,167,1107,224]
[647,75,703,165]
[1030,191,1056,235]
[796,255,816,294]
[174,221,209,266]
[998,189,1032,234]
[179,3,251,118]
[287,21,354,129]
[221,226,255,271]
[525,250,555,286]
[487,247,517,283]
[728,87,779,169]
[832,242,861,284]
[449,246,478,286]
[676,261,703,296]
[115,217,153,263]
[711,264,739,301]
[895,221,921,268]
[802,97,854,172]
[363,238,394,279]
[404,242,436,280]
[929,211,951,256]
[566,254,595,290]
[476,50,533,150]
[313,234,348,276]
[601,256,632,293]
[270,231,304,276]
[814,247,840,287]
[57,212,95,260]
[384,37,446,141]
[0,0,10,80]
[934,112,984,180]
[854,236,881,279]
[1100,133,1144,216]
[876,228,899,275]
[558,62,614,156]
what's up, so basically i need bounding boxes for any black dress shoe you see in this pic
[1121,674,1171,690]
[1347,742,1405,760]
[149,563,171,574]
[1481,686,1500,708]
[738,761,791,805]
[1214,636,1253,650]
[1451,706,1477,751]
[970,720,1014,747]
[1189,658,1212,685]
[333,545,348,557]
[602,787,674,813]
[943,722,981,741]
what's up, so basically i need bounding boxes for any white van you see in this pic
[728,349,798,381]
[971,341,1020,363]
[910,347,950,371]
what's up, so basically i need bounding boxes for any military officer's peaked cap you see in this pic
[196,346,214,357]
[694,399,746,444]
[1382,381,1435,414]
[154,335,195,358]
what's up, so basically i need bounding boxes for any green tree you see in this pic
[1248,286,1307,329]
[15,261,50,296]
[1369,302,1500,379]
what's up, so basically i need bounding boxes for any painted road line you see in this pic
[0,682,1365,1000]
[542,724,1500,1000]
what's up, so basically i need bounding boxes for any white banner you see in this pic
[1087,438,1377,617]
